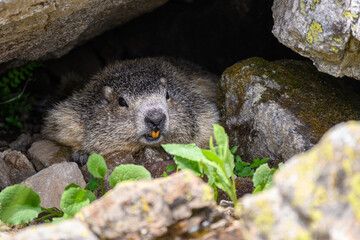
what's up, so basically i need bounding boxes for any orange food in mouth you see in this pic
[150,131,160,138]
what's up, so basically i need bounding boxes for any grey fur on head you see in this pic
[42,57,219,156]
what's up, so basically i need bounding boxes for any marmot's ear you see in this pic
[103,86,114,102]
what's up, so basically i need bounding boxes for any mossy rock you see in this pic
[219,57,360,166]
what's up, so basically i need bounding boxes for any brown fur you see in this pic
[42,57,219,156]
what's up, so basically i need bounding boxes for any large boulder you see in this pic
[272,0,360,80]
[238,121,360,239]
[0,0,167,68]
[218,57,360,166]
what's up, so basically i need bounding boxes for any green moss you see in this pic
[220,57,360,144]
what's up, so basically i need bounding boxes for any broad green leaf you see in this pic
[213,124,227,149]
[52,213,72,223]
[165,164,177,173]
[252,185,263,194]
[85,190,97,203]
[87,153,108,179]
[252,164,276,194]
[173,156,202,177]
[162,144,205,162]
[60,187,92,216]
[87,178,99,191]
[209,136,215,153]
[201,149,224,169]
[109,164,151,188]
[65,183,81,191]
[0,185,41,225]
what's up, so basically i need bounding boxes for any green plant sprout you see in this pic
[0,154,151,225]
[162,124,238,206]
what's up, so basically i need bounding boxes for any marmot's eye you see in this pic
[166,91,170,100]
[118,97,128,108]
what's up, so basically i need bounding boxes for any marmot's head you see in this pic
[84,59,201,154]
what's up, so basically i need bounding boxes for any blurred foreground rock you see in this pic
[4,171,241,240]
[219,57,360,166]
[238,121,360,239]
[272,0,360,80]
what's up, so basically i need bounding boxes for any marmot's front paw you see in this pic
[72,151,90,167]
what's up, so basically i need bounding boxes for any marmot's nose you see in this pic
[145,112,166,130]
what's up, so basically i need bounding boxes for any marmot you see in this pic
[42,57,219,163]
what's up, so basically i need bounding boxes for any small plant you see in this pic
[162,124,238,206]
[0,154,151,225]
[252,163,283,194]
[233,155,269,178]
[0,61,44,129]
[163,164,177,177]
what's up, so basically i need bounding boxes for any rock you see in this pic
[0,153,11,190]
[0,0,168,68]
[237,121,360,239]
[27,140,72,171]
[6,220,98,240]
[198,221,244,240]
[9,133,32,152]
[77,171,218,239]
[272,0,360,80]
[219,57,360,166]
[0,149,36,188]
[21,162,85,209]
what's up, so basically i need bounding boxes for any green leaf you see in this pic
[2,77,10,84]
[87,178,99,191]
[165,164,177,173]
[252,164,276,194]
[0,185,42,225]
[173,156,202,177]
[109,164,151,188]
[213,124,227,149]
[64,183,81,191]
[52,213,72,223]
[87,153,108,179]
[230,146,238,154]
[60,186,93,216]
[162,144,205,162]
